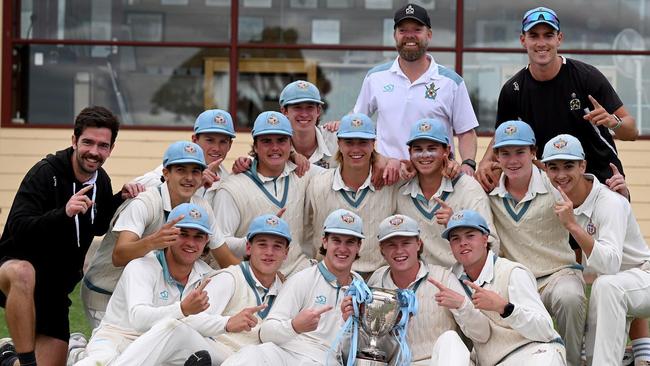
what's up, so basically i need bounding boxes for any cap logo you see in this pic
[553,138,568,150]
[267,115,280,125]
[450,212,464,221]
[341,214,355,224]
[188,209,201,220]
[214,114,226,125]
[184,144,196,154]
[266,216,279,226]
[296,81,309,89]
[351,118,363,128]
[504,125,517,135]
[389,216,404,227]
[405,4,414,14]
[418,122,431,132]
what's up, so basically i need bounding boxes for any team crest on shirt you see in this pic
[569,93,581,111]
[184,144,196,154]
[586,221,597,235]
[315,295,327,305]
[189,209,201,219]
[159,290,169,300]
[504,125,517,135]
[341,214,355,224]
[425,82,439,100]
[296,80,309,89]
[553,138,568,150]
[418,122,431,132]
[214,114,226,125]
[383,84,394,92]
[513,82,520,91]
[390,216,404,227]
[315,159,330,169]
[267,114,280,125]
[351,118,363,128]
[266,216,279,226]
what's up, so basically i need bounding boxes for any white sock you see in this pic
[633,338,650,362]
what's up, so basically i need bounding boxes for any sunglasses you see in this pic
[522,10,560,30]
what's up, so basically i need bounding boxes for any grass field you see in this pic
[0,283,93,339]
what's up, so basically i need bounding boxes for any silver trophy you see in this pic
[356,288,400,366]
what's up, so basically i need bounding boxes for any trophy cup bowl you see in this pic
[356,288,400,366]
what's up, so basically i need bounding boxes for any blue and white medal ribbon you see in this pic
[393,289,418,366]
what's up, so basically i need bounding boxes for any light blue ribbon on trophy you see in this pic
[393,289,418,366]
[326,278,373,366]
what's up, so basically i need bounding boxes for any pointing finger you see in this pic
[588,95,602,109]
[196,276,211,292]
[75,184,95,196]
[276,207,286,218]
[432,196,450,209]
[609,163,620,176]
[163,215,184,229]
[463,280,482,292]
[246,304,268,313]
[208,158,224,173]
[427,278,448,291]
[314,305,334,315]
[557,187,570,203]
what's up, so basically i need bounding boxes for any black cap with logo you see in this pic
[394,3,431,29]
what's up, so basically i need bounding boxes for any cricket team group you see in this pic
[0,4,648,366]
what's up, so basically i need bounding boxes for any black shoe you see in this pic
[184,350,211,366]
[0,339,17,366]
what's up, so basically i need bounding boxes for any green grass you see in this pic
[0,283,93,339]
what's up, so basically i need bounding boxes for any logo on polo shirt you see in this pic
[425,82,439,100]
[513,82,519,91]
[504,125,517,135]
[214,114,226,125]
[569,93,581,111]
[184,144,196,154]
[383,84,394,92]
[586,221,597,235]
[315,295,327,305]
[189,209,201,219]
[267,115,279,125]
[160,290,169,300]
[553,138,568,150]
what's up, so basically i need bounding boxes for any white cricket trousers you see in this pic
[426,330,471,366]
[112,318,233,366]
[80,281,110,329]
[585,265,650,366]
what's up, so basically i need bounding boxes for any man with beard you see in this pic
[0,106,143,366]
[352,3,478,176]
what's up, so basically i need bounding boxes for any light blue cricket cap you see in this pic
[279,80,324,107]
[323,209,365,239]
[493,120,536,148]
[541,134,585,163]
[163,141,207,169]
[246,214,292,243]
[441,209,490,240]
[252,111,293,138]
[194,109,236,137]
[337,113,376,140]
[167,203,212,235]
[406,118,449,146]
[377,214,420,242]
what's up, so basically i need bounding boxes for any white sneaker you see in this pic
[623,346,634,366]
[68,332,87,351]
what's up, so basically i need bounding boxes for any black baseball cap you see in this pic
[394,3,431,29]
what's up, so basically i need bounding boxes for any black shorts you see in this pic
[0,257,72,342]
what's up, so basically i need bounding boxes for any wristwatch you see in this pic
[611,114,623,130]
[501,302,515,318]
[461,159,476,170]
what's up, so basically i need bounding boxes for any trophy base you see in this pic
[355,358,388,366]
[356,349,388,366]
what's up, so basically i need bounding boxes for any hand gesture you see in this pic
[340,295,354,321]
[291,305,333,334]
[322,120,340,133]
[584,95,617,128]
[147,215,183,250]
[442,159,461,179]
[291,152,311,178]
[226,304,267,332]
[475,161,502,192]
[276,207,287,218]
[605,163,630,199]
[553,187,577,229]
[181,277,211,316]
[460,162,475,177]
[400,159,417,181]
[463,280,508,314]
[65,185,95,217]
[231,156,252,174]
[120,182,145,200]
[202,158,223,189]
[428,278,465,309]
[382,158,401,186]
[432,196,453,226]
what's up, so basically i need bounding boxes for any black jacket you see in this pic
[0,147,124,294]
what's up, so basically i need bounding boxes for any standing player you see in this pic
[108,213,290,365]
[441,210,566,365]
[397,118,498,267]
[81,141,236,328]
[489,120,585,365]
[75,203,220,366]
[215,111,318,276]
[350,214,489,365]
[305,113,398,277]
[222,209,365,366]
[541,134,650,365]
[0,106,143,366]
[353,3,478,174]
